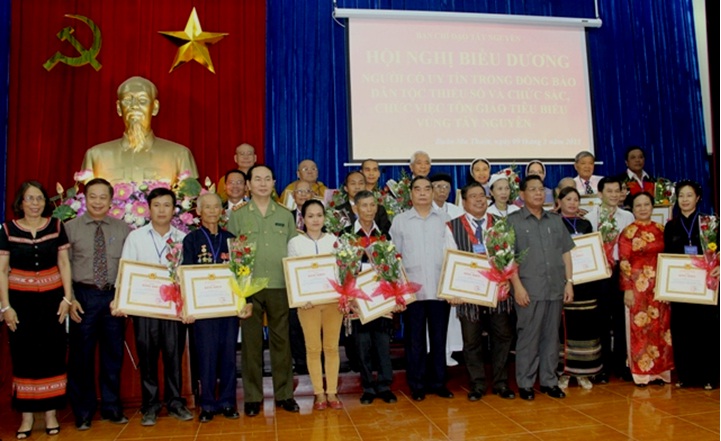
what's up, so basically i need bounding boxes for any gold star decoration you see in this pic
[159,7,227,74]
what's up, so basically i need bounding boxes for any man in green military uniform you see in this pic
[228,165,299,417]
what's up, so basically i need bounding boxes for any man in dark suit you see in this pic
[447,182,516,401]
[335,171,391,233]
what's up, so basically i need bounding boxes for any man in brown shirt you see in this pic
[65,178,130,430]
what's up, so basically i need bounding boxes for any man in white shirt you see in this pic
[409,151,432,177]
[584,176,634,383]
[572,151,603,195]
[118,187,191,426]
[224,169,248,212]
[430,173,464,220]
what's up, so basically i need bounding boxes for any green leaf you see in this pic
[52,205,77,221]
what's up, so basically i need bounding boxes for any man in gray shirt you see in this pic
[66,178,130,430]
[507,175,575,400]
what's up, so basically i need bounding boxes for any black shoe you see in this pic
[467,390,484,401]
[140,408,158,426]
[360,392,376,405]
[493,386,516,400]
[518,388,535,400]
[649,379,667,387]
[222,407,240,419]
[101,410,129,424]
[76,419,92,431]
[244,402,261,417]
[539,385,566,398]
[434,387,454,398]
[379,390,397,404]
[199,410,214,423]
[411,389,426,401]
[294,364,309,375]
[276,398,300,413]
[168,405,193,421]
[594,372,609,384]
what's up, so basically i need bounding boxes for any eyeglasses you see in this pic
[294,189,312,195]
[24,195,46,203]
[300,167,318,172]
[433,184,451,191]
[227,180,245,186]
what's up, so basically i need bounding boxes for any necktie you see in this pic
[296,213,304,230]
[584,180,594,195]
[473,218,484,242]
[93,221,109,287]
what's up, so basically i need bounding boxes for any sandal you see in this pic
[46,426,61,436]
[16,429,32,440]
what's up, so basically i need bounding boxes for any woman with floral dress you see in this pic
[618,192,673,386]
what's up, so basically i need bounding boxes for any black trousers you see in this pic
[460,311,513,392]
[193,317,238,412]
[133,317,187,412]
[598,265,627,376]
[353,318,393,394]
[67,286,125,421]
[403,300,450,392]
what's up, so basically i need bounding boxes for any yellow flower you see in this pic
[709,243,718,252]
[620,261,632,277]
[637,353,655,372]
[635,275,649,292]
[633,311,650,327]
[664,330,672,345]
[647,305,660,319]
[642,265,655,279]
[641,231,655,243]
[646,345,660,359]
[624,224,639,239]
[237,266,250,277]
[632,237,646,252]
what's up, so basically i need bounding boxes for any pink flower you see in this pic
[114,183,135,201]
[73,169,94,182]
[146,181,171,191]
[108,204,125,219]
[130,200,149,218]
[178,170,192,181]
[179,212,194,225]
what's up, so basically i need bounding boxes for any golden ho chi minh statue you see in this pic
[80,76,199,184]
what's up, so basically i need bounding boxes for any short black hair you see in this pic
[674,180,702,199]
[361,159,379,169]
[344,171,365,187]
[557,186,581,201]
[147,187,176,206]
[12,180,52,218]
[247,164,275,181]
[84,178,114,198]
[410,175,431,189]
[224,169,247,183]
[460,181,485,200]
[598,176,622,193]
[353,190,376,205]
[300,199,325,218]
[625,145,645,161]
[429,173,453,185]
[630,191,654,207]
[520,175,543,191]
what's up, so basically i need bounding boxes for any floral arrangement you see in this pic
[481,217,525,301]
[160,238,184,317]
[382,169,413,221]
[228,235,268,311]
[324,206,352,235]
[693,215,720,290]
[493,165,521,203]
[366,237,421,306]
[654,178,675,206]
[327,189,347,209]
[51,170,208,233]
[328,233,371,315]
[598,206,619,267]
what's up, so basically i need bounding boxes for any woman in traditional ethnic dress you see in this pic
[0,181,73,438]
[618,192,673,386]
[286,199,342,410]
[487,174,520,220]
[664,180,719,390]
[556,187,602,390]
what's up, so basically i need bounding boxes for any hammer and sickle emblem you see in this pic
[43,14,102,71]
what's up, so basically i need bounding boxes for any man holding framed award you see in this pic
[447,182,516,401]
[181,193,251,423]
[117,188,191,426]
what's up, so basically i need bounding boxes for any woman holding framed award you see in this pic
[286,200,342,410]
[619,192,672,386]
[664,180,719,390]
[556,187,602,390]
[0,181,73,438]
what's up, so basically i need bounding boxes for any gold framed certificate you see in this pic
[354,268,416,324]
[651,205,673,225]
[437,249,498,307]
[571,232,611,284]
[579,195,602,211]
[177,264,238,319]
[282,254,339,308]
[654,254,718,305]
[114,259,180,321]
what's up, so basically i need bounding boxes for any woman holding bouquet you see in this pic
[664,180,719,390]
[619,192,672,386]
[0,181,73,438]
[555,187,602,390]
[287,199,343,410]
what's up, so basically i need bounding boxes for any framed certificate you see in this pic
[283,254,339,307]
[571,232,612,284]
[654,254,718,305]
[579,195,602,212]
[354,268,416,324]
[652,205,673,225]
[114,259,180,321]
[437,249,499,307]
[177,264,238,319]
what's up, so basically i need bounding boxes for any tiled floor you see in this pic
[0,370,718,441]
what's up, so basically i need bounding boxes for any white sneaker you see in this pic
[578,377,593,390]
[558,375,570,389]
[446,356,458,367]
